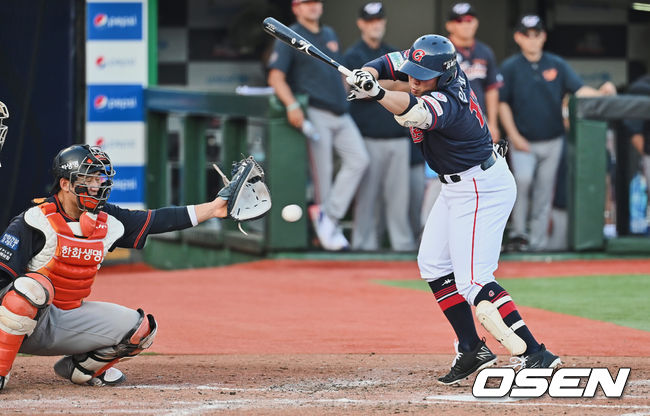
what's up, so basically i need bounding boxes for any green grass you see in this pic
[376,275,650,332]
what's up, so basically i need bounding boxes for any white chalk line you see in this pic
[426,394,650,410]
[3,379,649,414]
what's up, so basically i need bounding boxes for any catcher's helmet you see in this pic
[399,34,458,86]
[51,144,115,213]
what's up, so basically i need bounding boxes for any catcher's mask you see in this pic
[51,144,115,213]
[0,101,8,166]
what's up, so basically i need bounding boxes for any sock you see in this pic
[428,274,481,352]
[474,282,541,355]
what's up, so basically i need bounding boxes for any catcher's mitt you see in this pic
[214,156,271,233]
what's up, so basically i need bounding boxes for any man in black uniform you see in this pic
[343,2,415,251]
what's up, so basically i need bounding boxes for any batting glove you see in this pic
[346,85,372,101]
[345,70,385,100]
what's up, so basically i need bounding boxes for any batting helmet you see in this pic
[51,144,115,213]
[399,34,458,86]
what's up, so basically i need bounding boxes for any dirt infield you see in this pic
[2,258,649,415]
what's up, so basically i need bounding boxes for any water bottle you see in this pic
[301,120,320,141]
[629,173,648,234]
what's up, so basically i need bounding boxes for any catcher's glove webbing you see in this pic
[214,156,271,234]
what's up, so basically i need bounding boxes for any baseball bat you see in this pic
[262,17,373,91]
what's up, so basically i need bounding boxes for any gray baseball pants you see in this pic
[19,301,140,356]
[509,136,564,250]
[352,137,415,251]
[306,107,369,220]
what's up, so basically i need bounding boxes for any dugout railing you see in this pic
[143,88,310,268]
[568,94,650,252]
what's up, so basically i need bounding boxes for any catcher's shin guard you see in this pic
[475,300,527,355]
[54,309,157,385]
[0,273,54,389]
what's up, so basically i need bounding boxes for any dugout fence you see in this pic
[143,88,309,268]
[568,95,650,252]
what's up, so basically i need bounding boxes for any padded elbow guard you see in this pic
[54,309,157,385]
[393,98,433,129]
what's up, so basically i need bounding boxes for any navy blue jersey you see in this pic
[267,23,348,115]
[453,40,502,113]
[365,51,493,174]
[0,195,193,288]
[499,52,583,141]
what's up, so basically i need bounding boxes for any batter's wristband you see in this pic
[286,101,301,111]
[375,87,386,101]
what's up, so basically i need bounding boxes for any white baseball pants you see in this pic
[418,155,515,305]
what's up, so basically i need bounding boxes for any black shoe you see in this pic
[510,344,561,370]
[438,339,497,385]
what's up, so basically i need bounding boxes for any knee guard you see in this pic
[0,273,54,379]
[54,309,157,385]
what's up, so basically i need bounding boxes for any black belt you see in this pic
[439,152,497,184]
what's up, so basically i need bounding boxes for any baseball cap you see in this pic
[292,0,322,5]
[515,14,545,33]
[447,2,477,21]
[359,2,385,20]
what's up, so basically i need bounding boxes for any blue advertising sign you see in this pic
[87,2,142,40]
[87,85,143,122]
[109,165,145,204]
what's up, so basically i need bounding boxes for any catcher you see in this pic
[0,143,270,390]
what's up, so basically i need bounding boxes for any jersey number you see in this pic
[469,90,485,128]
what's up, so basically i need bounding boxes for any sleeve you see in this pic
[498,61,512,103]
[104,204,195,250]
[421,92,458,131]
[267,38,294,74]
[561,58,584,94]
[484,46,503,90]
[624,119,644,135]
[0,215,45,288]
[364,50,409,81]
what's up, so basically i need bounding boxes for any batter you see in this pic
[346,34,561,384]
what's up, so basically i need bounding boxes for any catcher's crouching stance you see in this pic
[0,144,270,391]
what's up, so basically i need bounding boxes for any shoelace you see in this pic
[450,339,463,368]
[507,356,527,371]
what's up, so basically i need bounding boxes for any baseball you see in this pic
[281,204,302,222]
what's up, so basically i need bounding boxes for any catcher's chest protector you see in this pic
[23,203,124,310]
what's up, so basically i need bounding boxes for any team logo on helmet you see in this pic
[412,49,426,62]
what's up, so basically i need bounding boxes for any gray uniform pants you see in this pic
[306,107,369,220]
[352,137,415,251]
[509,136,564,250]
[19,301,140,356]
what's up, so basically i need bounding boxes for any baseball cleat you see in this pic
[438,339,497,385]
[88,367,126,386]
[509,344,561,370]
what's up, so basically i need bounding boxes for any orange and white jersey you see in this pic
[23,203,124,309]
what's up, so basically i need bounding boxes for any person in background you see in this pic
[499,14,616,252]
[267,0,369,251]
[445,2,502,142]
[344,2,415,251]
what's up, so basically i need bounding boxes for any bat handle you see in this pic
[338,66,375,92]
